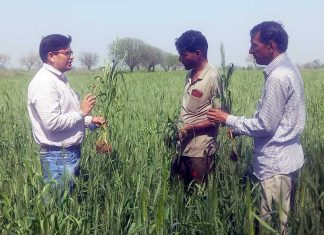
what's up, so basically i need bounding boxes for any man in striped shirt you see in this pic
[207,21,306,234]
[27,34,105,191]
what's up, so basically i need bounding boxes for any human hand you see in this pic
[178,128,187,142]
[91,116,106,127]
[178,124,193,142]
[207,108,229,124]
[80,94,96,116]
[227,128,234,139]
[227,128,240,139]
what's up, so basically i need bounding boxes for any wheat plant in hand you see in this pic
[91,61,125,154]
[215,43,238,161]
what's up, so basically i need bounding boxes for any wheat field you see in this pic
[0,68,323,234]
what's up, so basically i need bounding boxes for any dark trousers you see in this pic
[171,155,215,191]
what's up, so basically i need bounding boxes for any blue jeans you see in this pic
[40,146,81,190]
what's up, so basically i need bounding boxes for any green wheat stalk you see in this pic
[213,43,238,161]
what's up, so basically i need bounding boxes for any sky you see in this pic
[1,0,324,68]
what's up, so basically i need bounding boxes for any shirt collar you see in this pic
[43,63,67,82]
[189,63,211,84]
[263,52,288,77]
[197,63,211,80]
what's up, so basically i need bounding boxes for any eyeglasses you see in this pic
[52,50,73,57]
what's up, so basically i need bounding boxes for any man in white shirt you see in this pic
[207,21,306,234]
[27,34,105,191]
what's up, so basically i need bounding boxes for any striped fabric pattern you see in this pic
[226,53,306,180]
[27,64,92,147]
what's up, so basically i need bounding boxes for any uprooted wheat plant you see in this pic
[90,61,125,154]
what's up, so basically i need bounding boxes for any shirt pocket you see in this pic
[186,89,203,113]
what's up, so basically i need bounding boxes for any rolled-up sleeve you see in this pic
[226,75,290,137]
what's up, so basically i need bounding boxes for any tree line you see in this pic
[1,38,322,71]
[0,37,181,72]
[109,38,181,72]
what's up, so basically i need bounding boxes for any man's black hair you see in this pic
[175,30,208,58]
[39,34,72,62]
[250,21,288,52]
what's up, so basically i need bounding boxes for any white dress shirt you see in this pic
[226,53,306,180]
[27,64,92,147]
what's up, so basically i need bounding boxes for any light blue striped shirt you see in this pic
[226,53,306,180]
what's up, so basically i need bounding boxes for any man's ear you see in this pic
[196,50,202,58]
[267,41,277,53]
[47,52,55,64]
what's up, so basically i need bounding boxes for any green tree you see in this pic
[19,52,41,70]
[109,38,145,72]
[0,53,10,69]
[79,52,99,70]
[141,44,163,72]
[161,52,180,71]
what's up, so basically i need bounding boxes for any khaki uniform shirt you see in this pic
[179,64,220,158]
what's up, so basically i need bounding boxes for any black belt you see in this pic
[40,144,81,152]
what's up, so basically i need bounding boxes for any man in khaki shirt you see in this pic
[172,30,220,191]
